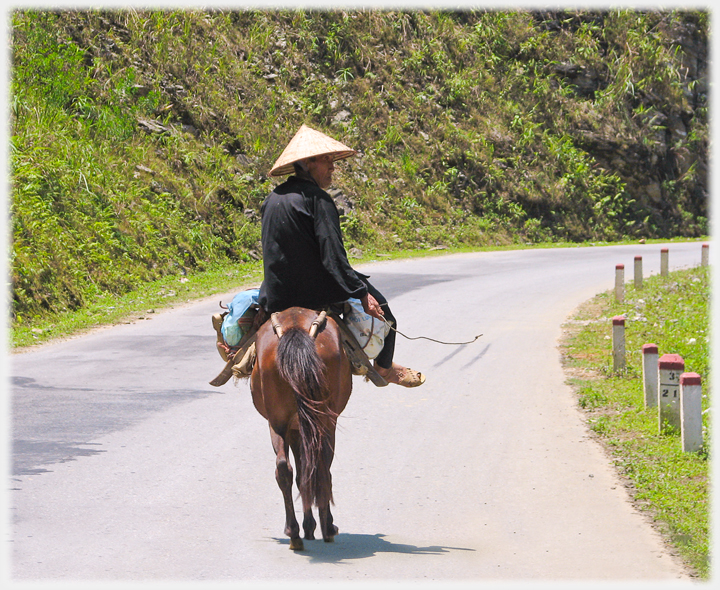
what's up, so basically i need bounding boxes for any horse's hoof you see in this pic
[289,538,304,551]
[323,525,339,542]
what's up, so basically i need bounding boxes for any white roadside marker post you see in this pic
[615,264,624,302]
[680,372,703,453]
[660,247,669,276]
[612,316,625,372]
[658,353,684,434]
[701,243,709,267]
[634,255,643,289]
[642,343,659,408]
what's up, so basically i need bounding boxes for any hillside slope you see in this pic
[10,9,708,321]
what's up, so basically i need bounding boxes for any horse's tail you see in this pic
[276,327,336,507]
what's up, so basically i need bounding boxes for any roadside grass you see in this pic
[8,261,265,350]
[560,264,711,579]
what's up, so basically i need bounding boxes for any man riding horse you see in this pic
[259,124,425,388]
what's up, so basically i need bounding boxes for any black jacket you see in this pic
[258,176,368,313]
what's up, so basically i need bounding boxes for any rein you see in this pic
[380,316,482,346]
[269,308,481,347]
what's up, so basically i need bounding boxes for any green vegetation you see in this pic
[10,9,707,336]
[561,265,710,578]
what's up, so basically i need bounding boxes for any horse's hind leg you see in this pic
[289,434,316,540]
[319,505,338,543]
[318,432,339,543]
[270,426,303,551]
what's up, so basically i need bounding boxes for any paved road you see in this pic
[7,242,706,583]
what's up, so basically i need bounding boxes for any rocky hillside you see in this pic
[10,9,708,321]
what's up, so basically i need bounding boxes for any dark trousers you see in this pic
[358,276,396,370]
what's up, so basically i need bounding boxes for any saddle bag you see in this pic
[221,289,260,346]
[342,298,390,360]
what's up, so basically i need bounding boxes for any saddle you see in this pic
[209,306,388,387]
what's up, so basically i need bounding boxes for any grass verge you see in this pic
[560,264,711,579]
[8,261,266,350]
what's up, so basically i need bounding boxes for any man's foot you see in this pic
[212,313,229,360]
[374,362,425,387]
[212,313,224,337]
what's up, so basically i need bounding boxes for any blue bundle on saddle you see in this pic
[221,289,260,346]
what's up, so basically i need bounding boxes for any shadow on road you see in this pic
[366,272,462,300]
[273,532,475,563]
[431,342,490,369]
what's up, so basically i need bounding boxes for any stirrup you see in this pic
[327,311,388,387]
[210,331,257,387]
[231,342,256,379]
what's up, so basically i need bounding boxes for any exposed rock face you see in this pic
[549,14,708,231]
[550,63,602,98]
[327,188,355,218]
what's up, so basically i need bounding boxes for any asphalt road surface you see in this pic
[7,242,707,584]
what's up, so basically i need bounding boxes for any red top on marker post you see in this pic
[680,373,702,387]
[659,353,684,371]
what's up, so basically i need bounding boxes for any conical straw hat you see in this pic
[269,124,357,177]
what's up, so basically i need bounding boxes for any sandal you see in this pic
[375,363,426,388]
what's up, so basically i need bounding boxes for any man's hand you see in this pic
[361,293,385,320]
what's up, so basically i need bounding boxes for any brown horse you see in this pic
[250,307,352,550]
